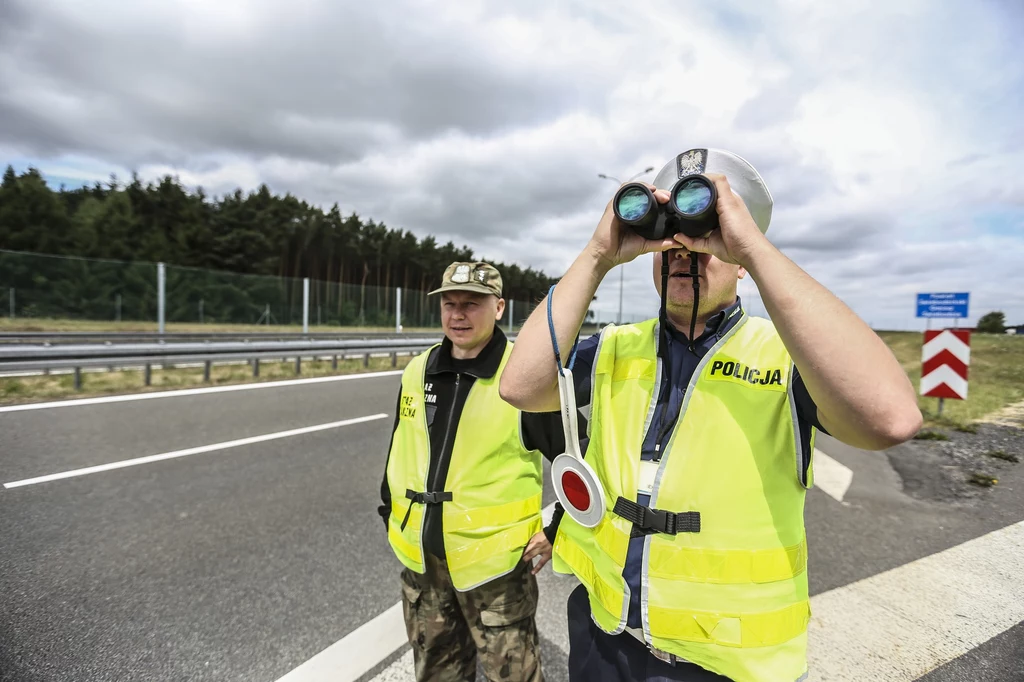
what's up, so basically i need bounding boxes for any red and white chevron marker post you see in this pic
[920,329,970,415]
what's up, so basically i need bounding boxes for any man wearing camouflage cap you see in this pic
[379,261,570,681]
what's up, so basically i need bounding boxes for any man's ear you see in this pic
[737,266,748,280]
[495,297,506,320]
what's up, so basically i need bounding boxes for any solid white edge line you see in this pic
[0,370,404,414]
[274,502,558,682]
[807,519,1024,680]
[274,603,407,682]
[812,449,854,503]
[3,414,389,489]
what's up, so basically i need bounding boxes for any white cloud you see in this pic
[2,0,1023,328]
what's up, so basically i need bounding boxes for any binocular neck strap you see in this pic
[658,251,701,357]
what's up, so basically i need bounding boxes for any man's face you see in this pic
[652,248,745,318]
[441,291,505,349]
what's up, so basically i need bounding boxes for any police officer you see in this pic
[499,149,923,682]
[379,261,569,682]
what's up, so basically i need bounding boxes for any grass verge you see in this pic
[876,331,1024,429]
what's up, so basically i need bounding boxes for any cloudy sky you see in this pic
[2,0,1022,329]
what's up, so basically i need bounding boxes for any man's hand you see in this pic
[588,185,679,272]
[671,173,771,269]
[521,531,553,575]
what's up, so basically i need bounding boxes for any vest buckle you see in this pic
[400,489,454,530]
[613,496,701,536]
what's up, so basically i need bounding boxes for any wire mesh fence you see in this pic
[1,249,541,331]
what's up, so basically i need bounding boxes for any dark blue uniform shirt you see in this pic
[569,298,826,629]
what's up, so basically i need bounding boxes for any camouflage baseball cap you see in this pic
[429,261,503,297]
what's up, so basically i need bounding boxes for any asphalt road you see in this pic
[1,371,1022,682]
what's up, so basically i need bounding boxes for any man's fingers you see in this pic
[673,233,708,253]
[530,553,551,575]
[643,237,679,255]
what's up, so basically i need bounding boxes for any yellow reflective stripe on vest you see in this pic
[444,492,542,533]
[554,528,626,622]
[648,600,811,648]
[388,501,422,565]
[647,539,807,584]
[444,493,542,578]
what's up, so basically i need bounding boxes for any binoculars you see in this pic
[612,174,719,240]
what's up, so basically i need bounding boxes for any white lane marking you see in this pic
[366,519,1024,681]
[369,650,414,682]
[0,370,404,414]
[813,448,853,503]
[275,503,558,682]
[274,602,408,682]
[807,519,1024,680]
[3,414,389,489]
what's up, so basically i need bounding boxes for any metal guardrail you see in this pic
[0,331,440,345]
[0,337,447,390]
[0,337,441,362]
[0,333,519,390]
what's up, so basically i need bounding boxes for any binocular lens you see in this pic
[673,178,713,216]
[615,187,652,222]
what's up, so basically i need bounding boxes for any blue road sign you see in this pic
[916,292,970,318]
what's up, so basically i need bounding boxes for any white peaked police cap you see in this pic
[651,148,773,234]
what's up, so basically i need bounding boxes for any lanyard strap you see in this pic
[547,283,579,376]
[547,284,583,460]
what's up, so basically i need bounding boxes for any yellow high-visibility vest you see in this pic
[387,342,543,591]
[553,315,815,682]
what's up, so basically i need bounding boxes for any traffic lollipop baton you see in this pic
[546,285,606,528]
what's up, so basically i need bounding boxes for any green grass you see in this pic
[877,331,1024,429]
[913,431,950,441]
[969,472,999,487]
[985,450,1020,463]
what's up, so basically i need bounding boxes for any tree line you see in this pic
[0,166,558,326]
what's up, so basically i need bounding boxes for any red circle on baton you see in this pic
[561,469,591,512]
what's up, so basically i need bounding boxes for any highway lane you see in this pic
[2,374,1023,681]
[0,371,403,483]
[1,374,410,682]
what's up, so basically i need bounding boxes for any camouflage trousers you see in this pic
[399,552,544,682]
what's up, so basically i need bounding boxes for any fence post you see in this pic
[157,262,166,334]
[199,299,204,324]
[303,277,310,334]
[116,294,121,322]
[508,300,514,334]
[8,287,13,320]
[396,287,402,333]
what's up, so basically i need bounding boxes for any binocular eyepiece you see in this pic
[613,175,719,240]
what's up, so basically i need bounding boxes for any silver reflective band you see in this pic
[623,625,683,664]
